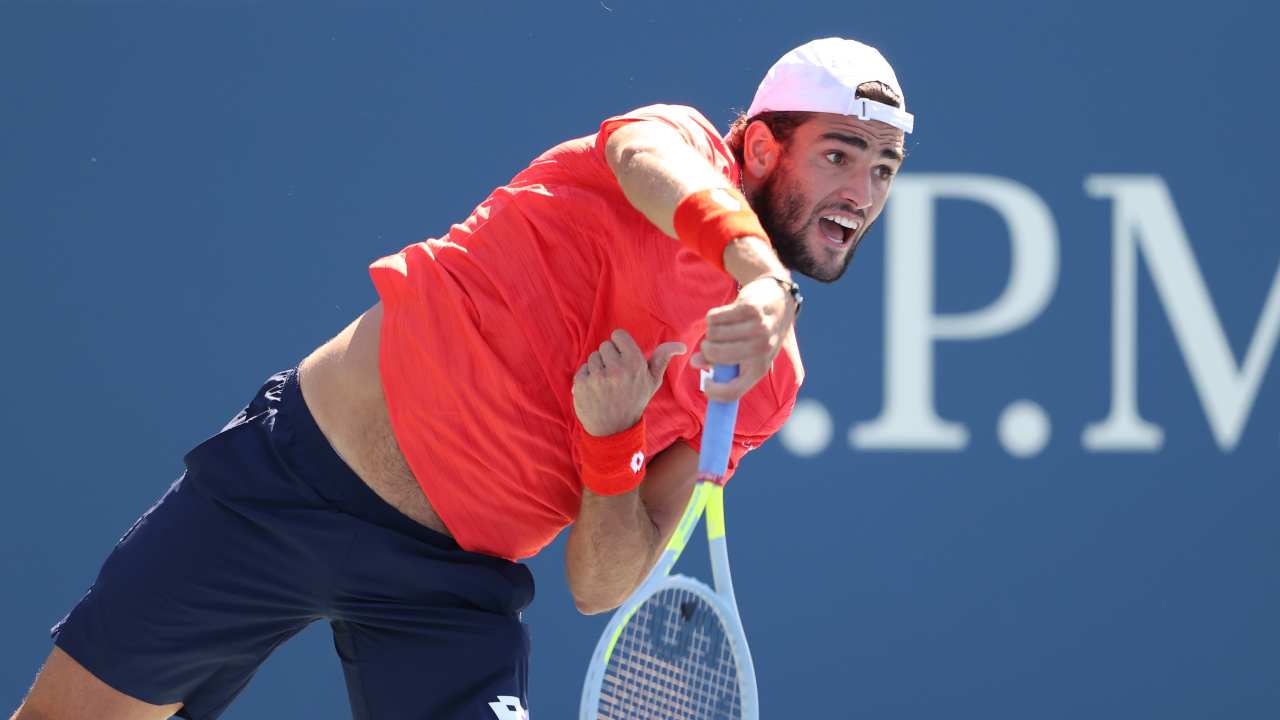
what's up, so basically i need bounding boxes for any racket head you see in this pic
[581,575,758,720]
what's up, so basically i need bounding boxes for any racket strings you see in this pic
[598,587,743,720]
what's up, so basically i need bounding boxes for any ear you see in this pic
[742,119,782,181]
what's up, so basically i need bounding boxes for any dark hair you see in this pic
[725,81,903,167]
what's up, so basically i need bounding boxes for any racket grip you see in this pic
[697,364,740,483]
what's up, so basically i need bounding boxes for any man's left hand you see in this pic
[573,329,688,436]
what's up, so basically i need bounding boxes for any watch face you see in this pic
[785,279,801,302]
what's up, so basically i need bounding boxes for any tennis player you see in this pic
[12,37,913,720]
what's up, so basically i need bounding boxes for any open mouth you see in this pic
[818,213,861,248]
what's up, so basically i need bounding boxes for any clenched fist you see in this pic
[691,275,798,402]
[572,329,687,437]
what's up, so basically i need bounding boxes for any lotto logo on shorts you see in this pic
[488,695,528,720]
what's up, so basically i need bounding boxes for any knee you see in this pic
[11,702,53,720]
[15,647,182,720]
[13,694,67,720]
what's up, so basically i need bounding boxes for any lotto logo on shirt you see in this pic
[699,367,714,393]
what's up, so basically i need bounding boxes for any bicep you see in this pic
[640,441,700,546]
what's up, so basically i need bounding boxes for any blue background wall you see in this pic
[3,2,1277,718]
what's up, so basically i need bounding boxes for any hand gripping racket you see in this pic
[580,364,759,720]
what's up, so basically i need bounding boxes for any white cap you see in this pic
[746,37,914,134]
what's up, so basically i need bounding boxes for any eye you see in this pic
[824,150,846,166]
[875,165,897,180]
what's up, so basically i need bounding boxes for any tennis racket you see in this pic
[579,364,759,720]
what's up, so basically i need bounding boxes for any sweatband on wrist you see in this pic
[578,419,647,496]
[672,187,769,272]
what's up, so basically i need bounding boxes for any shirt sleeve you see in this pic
[595,104,737,182]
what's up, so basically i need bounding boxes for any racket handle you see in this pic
[697,364,740,483]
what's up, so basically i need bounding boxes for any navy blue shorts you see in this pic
[52,369,535,720]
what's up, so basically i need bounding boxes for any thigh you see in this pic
[15,647,182,720]
[50,419,343,718]
[331,612,529,720]
[328,524,535,720]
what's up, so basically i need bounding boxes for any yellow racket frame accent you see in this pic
[601,479,725,661]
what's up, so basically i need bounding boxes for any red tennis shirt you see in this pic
[369,105,804,561]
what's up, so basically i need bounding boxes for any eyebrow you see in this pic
[819,132,905,163]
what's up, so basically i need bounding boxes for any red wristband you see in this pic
[578,419,647,496]
[672,187,769,272]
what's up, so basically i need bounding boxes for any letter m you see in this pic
[1084,175,1280,451]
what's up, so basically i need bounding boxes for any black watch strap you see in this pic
[761,275,803,317]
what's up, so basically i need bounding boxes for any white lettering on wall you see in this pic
[1082,175,1280,452]
[851,174,1060,450]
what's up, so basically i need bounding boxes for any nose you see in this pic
[841,168,873,211]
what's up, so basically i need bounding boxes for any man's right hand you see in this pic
[691,272,798,402]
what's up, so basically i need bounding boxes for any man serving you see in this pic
[14,37,913,720]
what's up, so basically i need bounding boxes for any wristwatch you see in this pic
[760,275,804,318]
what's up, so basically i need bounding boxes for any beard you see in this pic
[748,162,870,283]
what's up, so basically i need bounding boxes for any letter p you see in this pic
[852,174,1059,450]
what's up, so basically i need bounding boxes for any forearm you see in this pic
[723,236,790,287]
[606,126,790,287]
[565,488,662,615]
[607,129,729,238]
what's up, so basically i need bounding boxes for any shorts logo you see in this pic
[489,695,529,720]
